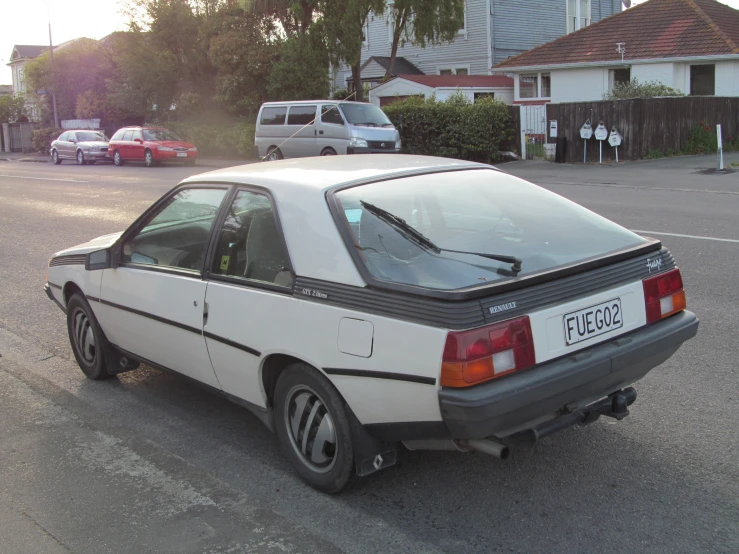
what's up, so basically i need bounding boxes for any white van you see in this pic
[254,100,401,160]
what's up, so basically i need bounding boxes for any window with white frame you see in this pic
[567,0,591,33]
[17,67,25,92]
[438,66,469,76]
[518,72,551,99]
[459,0,467,34]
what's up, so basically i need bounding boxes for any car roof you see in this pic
[65,129,105,133]
[260,100,369,107]
[182,154,490,192]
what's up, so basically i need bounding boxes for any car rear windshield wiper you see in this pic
[359,201,523,273]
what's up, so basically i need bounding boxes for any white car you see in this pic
[45,155,698,493]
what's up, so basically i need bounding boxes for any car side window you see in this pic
[58,132,68,141]
[260,107,287,125]
[321,105,344,125]
[132,130,143,141]
[111,130,124,141]
[211,190,293,288]
[287,105,316,126]
[68,132,76,143]
[122,130,133,141]
[122,188,228,273]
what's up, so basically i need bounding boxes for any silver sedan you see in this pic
[51,130,110,165]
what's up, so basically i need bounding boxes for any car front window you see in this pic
[339,103,393,127]
[122,188,228,272]
[143,129,181,141]
[334,170,647,291]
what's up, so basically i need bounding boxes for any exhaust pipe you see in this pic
[467,439,510,460]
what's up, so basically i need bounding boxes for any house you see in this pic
[369,74,514,106]
[332,0,622,91]
[493,0,739,104]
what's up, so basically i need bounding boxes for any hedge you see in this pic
[167,121,256,159]
[32,127,64,154]
[382,93,514,164]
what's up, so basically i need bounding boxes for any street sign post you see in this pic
[594,122,608,164]
[717,124,724,171]
[580,120,593,163]
[608,126,623,162]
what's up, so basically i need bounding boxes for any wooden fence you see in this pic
[546,97,739,163]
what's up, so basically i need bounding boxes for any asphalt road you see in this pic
[0,156,737,553]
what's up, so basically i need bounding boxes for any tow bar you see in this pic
[510,388,638,444]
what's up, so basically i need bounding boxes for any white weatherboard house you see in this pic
[369,74,514,106]
[493,0,739,104]
[333,0,622,91]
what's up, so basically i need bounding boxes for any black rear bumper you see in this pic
[347,146,401,154]
[439,311,699,439]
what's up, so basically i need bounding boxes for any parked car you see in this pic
[45,155,698,493]
[254,100,401,160]
[108,126,198,167]
[51,130,110,165]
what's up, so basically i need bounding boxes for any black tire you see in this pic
[87,160,96,165]
[66,293,113,380]
[113,150,124,166]
[266,147,283,161]
[51,149,61,164]
[144,149,157,168]
[274,363,356,493]
[76,150,86,165]
[320,148,337,156]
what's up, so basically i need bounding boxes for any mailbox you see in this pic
[594,122,608,141]
[608,126,623,147]
[580,120,593,140]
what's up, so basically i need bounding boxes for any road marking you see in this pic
[0,174,89,183]
[632,230,739,243]
[544,181,739,195]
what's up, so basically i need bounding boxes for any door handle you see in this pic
[319,130,324,135]
[202,301,209,326]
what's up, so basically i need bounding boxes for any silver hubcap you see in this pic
[115,152,120,164]
[72,308,96,364]
[284,385,337,473]
[268,151,279,161]
[77,152,83,163]
[322,150,335,156]
[52,151,57,162]
[146,152,152,165]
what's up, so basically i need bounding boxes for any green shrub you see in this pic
[32,127,64,153]
[684,123,718,154]
[382,92,513,163]
[332,88,349,101]
[603,78,684,100]
[168,121,256,159]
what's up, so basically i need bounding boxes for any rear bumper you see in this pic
[347,147,401,154]
[439,311,699,439]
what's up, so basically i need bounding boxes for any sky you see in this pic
[3,0,739,85]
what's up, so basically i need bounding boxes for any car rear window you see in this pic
[287,105,316,125]
[333,169,647,291]
[260,107,287,125]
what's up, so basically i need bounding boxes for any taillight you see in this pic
[441,316,535,388]
[643,268,686,324]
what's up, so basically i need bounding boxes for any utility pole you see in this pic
[45,1,59,128]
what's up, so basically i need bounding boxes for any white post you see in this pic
[615,146,619,163]
[521,129,526,160]
[599,140,602,164]
[717,124,724,171]
[584,139,587,163]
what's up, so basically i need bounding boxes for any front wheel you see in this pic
[76,150,86,165]
[66,293,113,380]
[274,363,356,493]
[320,148,337,156]
[266,147,283,161]
[51,149,61,164]
[113,150,124,166]
[144,150,157,168]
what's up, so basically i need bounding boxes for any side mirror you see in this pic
[85,248,111,271]
[134,138,143,144]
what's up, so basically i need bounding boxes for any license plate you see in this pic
[563,298,623,345]
[177,152,187,157]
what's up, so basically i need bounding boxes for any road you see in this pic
[0,157,737,553]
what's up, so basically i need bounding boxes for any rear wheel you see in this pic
[274,363,355,493]
[51,149,61,164]
[266,147,283,161]
[76,150,86,165]
[113,150,124,166]
[320,147,337,156]
[66,293,113,380]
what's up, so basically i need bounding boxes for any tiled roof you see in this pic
[394,74,514,88]
[495,0,739,70]
[11,45,49,60]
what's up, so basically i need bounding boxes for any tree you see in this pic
[0,95,28,123]
[603,78,684,100]
[267,33,329,100]
[385,0,465,78]
[209,7,280,115]
[321,0,386,102]
[243,0,320,37]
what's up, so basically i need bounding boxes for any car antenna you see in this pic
[259,91,358,162]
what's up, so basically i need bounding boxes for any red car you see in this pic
[108,126,198,167]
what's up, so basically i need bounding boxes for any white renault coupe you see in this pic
[45,155,698,493]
